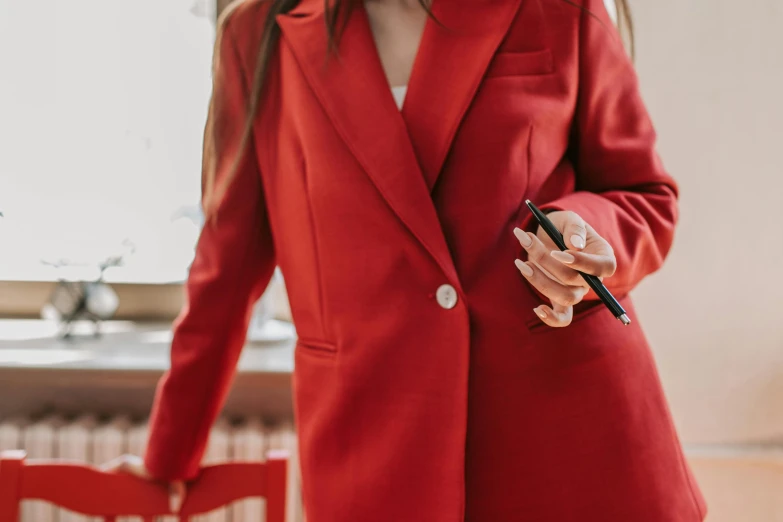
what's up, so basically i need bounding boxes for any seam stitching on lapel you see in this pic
[277,23,460,285]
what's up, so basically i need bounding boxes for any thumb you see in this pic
[170,481,187,513]
[562,212,587,250]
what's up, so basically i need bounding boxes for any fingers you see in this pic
[515,259,589,307]
[561,211,587,250]
[550,249,617,278]
[170,481,186,513]
[513,216,615,329]
[517,220,616,279]
[514,228,586,288]
[533,303,573,327]
[99,455,124,473]
[102,455,187,514]
[100,454,150,478]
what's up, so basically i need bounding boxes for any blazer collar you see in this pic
[287,0,324,17]
[402,0,525,191]
[277,0,524,284]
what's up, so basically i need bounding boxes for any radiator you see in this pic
[0,415,304,522]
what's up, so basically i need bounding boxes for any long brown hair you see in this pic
[203,0,634,219]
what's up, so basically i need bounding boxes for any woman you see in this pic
[110,0,707,520]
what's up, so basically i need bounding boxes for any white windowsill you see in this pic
[0,319,295,374]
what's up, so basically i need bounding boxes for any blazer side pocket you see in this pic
[485,49,554,79]
[295,337,338,359]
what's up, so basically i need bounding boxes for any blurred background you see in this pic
[0,0,781,520]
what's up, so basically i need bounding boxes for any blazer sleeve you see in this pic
[144,17,276,482]
[522,0,679,298]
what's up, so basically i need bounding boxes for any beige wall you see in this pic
[629,1,783,520]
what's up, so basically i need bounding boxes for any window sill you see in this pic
[0,318,295,419]
[0,318,294,373]
[0,280,185,321]
[0,275,292,322]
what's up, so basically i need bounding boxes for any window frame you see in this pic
[0,0,235,322]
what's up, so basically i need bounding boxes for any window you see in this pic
[0,0,216,285]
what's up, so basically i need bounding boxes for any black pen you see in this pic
[525,200,631,326]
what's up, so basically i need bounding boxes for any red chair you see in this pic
[0,449,287,522]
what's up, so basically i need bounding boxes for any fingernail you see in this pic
[570,235,585,250]
[514,227,532,248]
[170,491,182,513]
[515,259,534,277]
[534,307,547,319]
[551,251,575,264]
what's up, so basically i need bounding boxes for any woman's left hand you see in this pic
[513,210,617,327]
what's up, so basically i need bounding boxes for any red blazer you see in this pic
[146,0,707,520]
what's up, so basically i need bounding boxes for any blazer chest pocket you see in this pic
[485,49,554,79]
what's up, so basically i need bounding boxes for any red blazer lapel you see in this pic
[277,1,460,285]
[403,0,525,192]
